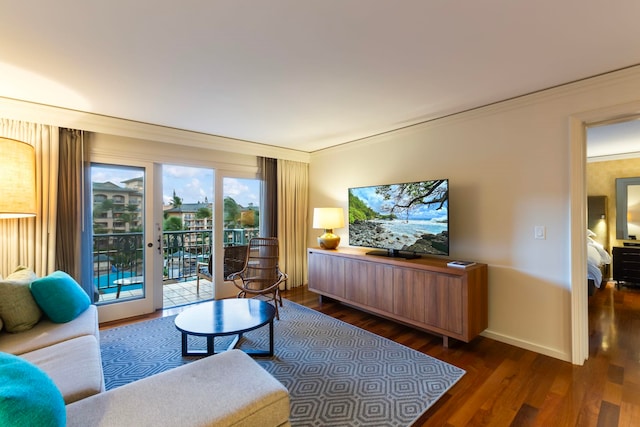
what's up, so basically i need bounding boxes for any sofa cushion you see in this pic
[30,271,91,323]
[0,304,98,356]
[0,267,42,332]
[66,349,291,427]
[21,335,105,404]
[0,352,66,427]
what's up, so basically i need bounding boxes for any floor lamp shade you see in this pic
[0,138,36,218]
[313,207,344,249]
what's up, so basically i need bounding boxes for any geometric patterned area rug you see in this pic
[100,299,465,426]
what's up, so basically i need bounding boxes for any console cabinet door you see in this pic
[425,274,463,335]
[370,264,394,313]
[393,268,426,324]
[394,269,463,334]
[308,251,346,298]
[345,259,370,305]
[346,260,394,313]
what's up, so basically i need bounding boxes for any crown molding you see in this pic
[0,96,310,163]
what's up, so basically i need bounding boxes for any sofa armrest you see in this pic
[66,350,290,427]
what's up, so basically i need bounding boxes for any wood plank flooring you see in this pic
[100,281,640,426]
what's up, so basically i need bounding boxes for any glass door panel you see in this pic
[161,164,214,308]
[223,177,261,245]
[92,164,145,304]
[204,176,261,300]
[90,162,158,322]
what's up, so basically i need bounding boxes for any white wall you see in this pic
[89,132,259,172]
[309,66,640,362]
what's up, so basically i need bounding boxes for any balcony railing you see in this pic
[93,228,259,295]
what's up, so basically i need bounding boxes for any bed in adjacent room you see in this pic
[587,229,611,293]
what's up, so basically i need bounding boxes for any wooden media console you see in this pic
[307,247,488,347]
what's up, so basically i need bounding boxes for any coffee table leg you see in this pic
[268,319,274,356]
[227,335,241,351]
[181,332,188,357]
[207,336,214,355]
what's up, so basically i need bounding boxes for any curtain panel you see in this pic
[277,159,309,288]
[0,119,59,277]
[258,157,278,238]
[56,129,85,281]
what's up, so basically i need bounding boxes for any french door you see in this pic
[86,160,261,321]
[89,161,162,322]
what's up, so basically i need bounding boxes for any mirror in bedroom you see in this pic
[615,177,640,240]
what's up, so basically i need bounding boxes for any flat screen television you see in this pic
[348,179,449,259]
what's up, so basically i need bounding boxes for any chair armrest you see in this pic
[196,262,211,277]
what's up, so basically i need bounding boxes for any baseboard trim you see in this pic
[480,329,571,363]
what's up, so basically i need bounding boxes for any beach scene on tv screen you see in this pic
[349,179,449,255]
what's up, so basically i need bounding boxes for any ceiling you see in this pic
[587,119,640,159]
[2,1,640,153]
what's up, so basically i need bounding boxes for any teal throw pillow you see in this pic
[30,271,91,323]
[0,352,65,427]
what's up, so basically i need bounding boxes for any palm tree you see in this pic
[196,207,212,220]
[170,190,182,208]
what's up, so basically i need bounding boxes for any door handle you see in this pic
[156,223,162,255]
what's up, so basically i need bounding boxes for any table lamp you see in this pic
[0,137,36,218]
[312,207,344,249]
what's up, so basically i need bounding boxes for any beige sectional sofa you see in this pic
[0,304,105,404]
[0,269,290,426]
[67,349,291,427]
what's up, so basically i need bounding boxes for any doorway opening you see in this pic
[581,116,640,363]
[158,172,262,308]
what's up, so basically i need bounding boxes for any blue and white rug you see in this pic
[100,299,465,426]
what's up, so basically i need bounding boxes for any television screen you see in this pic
[348,179,449,258]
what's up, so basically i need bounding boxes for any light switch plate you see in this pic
[534,225,546,240]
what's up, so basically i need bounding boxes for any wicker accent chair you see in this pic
[228,237,287,319]
[196,245,248,293]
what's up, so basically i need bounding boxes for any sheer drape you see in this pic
[0,119,59,277]
[277,159,309,288]
[258,157,278,238]
[56,129,85,280]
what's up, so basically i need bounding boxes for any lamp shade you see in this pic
[312,207,345,230]
[0,138,36,218]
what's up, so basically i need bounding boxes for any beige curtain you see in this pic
[277,159,308,288]
[0,119,59,277]
[56,129,85,280]
[258,157,278,237]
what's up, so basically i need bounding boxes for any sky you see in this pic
[92,164,260,207]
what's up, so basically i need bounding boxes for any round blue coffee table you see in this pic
[174,299,276,357]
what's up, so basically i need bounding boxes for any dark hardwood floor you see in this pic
[100,281,640,426]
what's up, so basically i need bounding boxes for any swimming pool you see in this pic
[94,271,141,294]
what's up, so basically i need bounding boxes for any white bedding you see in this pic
[587,235,611,287]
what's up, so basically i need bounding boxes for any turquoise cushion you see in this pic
[0,352,65,427]
[30,271,91,323]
